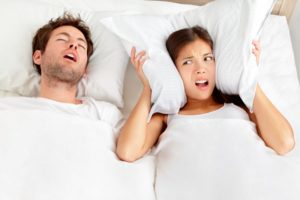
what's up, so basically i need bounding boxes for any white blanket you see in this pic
[154,118,300,200]
[0,109,155,200]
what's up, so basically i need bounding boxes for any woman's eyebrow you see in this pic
[203,52,213,56]
[182,52,213,60]
[182,56,193,60]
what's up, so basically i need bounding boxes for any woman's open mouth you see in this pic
[195,79,209,90]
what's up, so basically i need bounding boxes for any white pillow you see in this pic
[0,0,128,108]
[39,0,197,14]
[257,15,300,156]
[101,0,276,116]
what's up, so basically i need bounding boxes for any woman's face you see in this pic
[175,39,216,102]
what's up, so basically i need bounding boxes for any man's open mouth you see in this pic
[64,53,77,62]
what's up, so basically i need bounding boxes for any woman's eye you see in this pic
[183,60,192,65]
[204,56,214,62]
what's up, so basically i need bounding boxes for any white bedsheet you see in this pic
[154,117,300,200]
[0,108,155,200]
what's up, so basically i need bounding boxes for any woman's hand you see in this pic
[117,47,164,162]
[252,40,261,65]
[131,47,150,88]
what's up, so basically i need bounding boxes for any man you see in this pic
[32,12,93,104]
[0,12,127,200]
[0,13,121,121]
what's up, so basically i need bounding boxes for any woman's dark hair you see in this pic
[32,12,94,75]
[166,26,245,107]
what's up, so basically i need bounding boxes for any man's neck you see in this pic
[39,79,81,104]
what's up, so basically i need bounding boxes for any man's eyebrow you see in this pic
[55,32,87,44]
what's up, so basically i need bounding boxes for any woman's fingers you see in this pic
[252,48,259,55]
[140,57,147,67]
[130,47,136,65]
[130,47,147,69]
[252,40,261,55]
[135,51,146,62]
[252,40,261,65]
[129,47,150,87]
[252,40,261,50]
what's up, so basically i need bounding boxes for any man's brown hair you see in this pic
[32,12,94,74]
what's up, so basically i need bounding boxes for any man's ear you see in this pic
[32,50,42,65]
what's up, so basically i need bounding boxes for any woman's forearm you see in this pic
[253,85,295,155]
[116,87,152,161]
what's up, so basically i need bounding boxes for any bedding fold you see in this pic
[154,117,300,200]
[0,109,155,200]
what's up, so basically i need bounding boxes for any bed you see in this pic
[0,0,299,199]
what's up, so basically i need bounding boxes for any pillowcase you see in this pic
[39,0,197,14]
[257,15,300,156]
[0,0,128,108]
[101,0,276,116]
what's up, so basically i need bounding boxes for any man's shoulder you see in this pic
[81,97,123,127]
[0,96,39,110]
[81,97,119,110]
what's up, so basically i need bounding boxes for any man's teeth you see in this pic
[64,54,76,61]
[67,54,74,58]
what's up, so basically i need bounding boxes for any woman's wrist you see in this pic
[143,84,151,93]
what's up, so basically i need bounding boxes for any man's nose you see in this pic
[69,43,77,50]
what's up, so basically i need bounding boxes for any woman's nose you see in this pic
[196,65,206,74]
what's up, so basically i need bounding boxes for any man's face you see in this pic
[33,25,88,86]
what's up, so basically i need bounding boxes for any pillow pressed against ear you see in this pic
[101,0,276,116]
[102,14,188,118]
[0,0,128,108]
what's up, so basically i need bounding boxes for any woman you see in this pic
[117,26,295,162]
